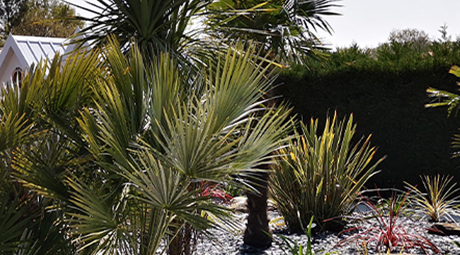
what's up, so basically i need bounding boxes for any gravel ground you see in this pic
[188,210,460,255]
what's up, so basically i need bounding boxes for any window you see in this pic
[12,67,23,86]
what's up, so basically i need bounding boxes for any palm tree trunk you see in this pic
[243,170,271,248]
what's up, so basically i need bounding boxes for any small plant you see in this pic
[270,112,384,232]
[405,175,460,222]
[276,217,337,255]
[372,188,416,218]
[337,191,440,254]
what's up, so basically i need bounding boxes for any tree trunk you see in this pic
[243,170,271,248]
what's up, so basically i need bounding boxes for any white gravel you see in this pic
[189,210,460,255]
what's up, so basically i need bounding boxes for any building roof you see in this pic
[0,34,68,69]
[15,35,67,65]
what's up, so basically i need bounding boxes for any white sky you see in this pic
[70,0,460,49]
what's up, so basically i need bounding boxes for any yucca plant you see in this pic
[405,175,460,222]
[70,0,219,71]
[270,113,384,232]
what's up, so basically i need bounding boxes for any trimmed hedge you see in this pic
[276,41,460,188]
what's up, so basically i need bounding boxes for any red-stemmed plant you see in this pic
[336,191,440,254]
[200,181,233,203]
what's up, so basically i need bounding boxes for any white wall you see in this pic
[0,48,24,85]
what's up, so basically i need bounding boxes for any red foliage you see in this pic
[200,181,233,203]
[336,192,440,254]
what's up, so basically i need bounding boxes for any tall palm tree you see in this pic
[206,0,341,64]
[2,38,291,254]
[70,0,340,66]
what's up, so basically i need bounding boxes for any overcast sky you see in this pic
[318,0,460,49]
[70,0,460,49]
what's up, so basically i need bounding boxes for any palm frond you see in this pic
[206,0,341,64]
[426,87,460,117]
[67,177,135,255]
[0,191,35,253]
[12,133,73,201]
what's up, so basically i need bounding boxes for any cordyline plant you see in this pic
[337,191,440,254]
[405,175,460,222]
[270,112,384,232]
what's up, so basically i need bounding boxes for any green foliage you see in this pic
[0,37,292,254]
[72,0,216,68]
[0,0,28,43]
[0,48,101,254]
[406,175,460,222]
[275,217,338,255]
[426,66,460,117]
[286,39,460,78]
[73,0,340,67]
[11,0,84,38]
[270,113,383,232]
[206,0,341,64]
[426,65,460,160]
[0,183,75,254]
[0,189,35,253]
[277,39,460,188]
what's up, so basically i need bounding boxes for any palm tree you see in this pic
[70,0,340,66]
[75,38,291,254]
[206,1,340,246]
[2,38,291,254]
[67,0,339,249]
[206,0,341,64]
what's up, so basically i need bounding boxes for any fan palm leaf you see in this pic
[206,0,341,64]
[0,191,35,253]
[67,177,135,255]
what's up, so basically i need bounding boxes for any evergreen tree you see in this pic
[0,0,28,43]
[11,0,84,38]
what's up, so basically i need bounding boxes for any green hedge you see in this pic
[276,41,460,188]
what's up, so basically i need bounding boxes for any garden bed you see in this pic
[189,210,460,255]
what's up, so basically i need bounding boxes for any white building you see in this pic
[0,30,89,85]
